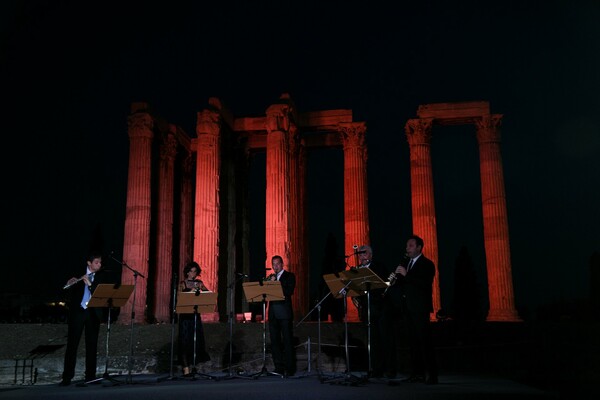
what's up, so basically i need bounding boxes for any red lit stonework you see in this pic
[119,98,518,323]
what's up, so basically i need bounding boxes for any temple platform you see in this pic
[0,321,598,399]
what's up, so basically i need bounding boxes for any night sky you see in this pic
[2,1,598,318]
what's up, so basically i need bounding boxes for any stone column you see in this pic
[297,140,308,316]
[288,125,306,315]
[153,127,177,323]
[120,104,153,324]
[475,115,520,321]
[178,150,194,278]
[194,108,222,295]
[340,122,369,322]
[405,118,441,317]
[265,102,292,271]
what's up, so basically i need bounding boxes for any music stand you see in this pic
[322,270,385,386]
[176,291,217,380]
[85,284,134,386]
[242,281,284,378]
[341,268,387,377]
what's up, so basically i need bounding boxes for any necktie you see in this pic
[407,259,414,272]
[80,273,94,309]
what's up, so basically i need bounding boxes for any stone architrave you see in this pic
[120,104,154,324]
[405,118,441,317]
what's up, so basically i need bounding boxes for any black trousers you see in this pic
[62,307,101,381]
[404,310,437,378]
[268,317,295,374]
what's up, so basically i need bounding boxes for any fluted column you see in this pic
[297,140,308,316]
[265,103,292,273]
[288,125,306,315]
[153,128,177,322]
[405,118,441,317]
[340,122,369,322]
[120,107,153,324]
[178,151,194,278]
[475,115,520,321]
[194,109,222,296]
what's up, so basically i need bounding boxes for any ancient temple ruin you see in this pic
[118,95,519,325]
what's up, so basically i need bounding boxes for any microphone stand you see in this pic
[296,288,332,379]
[322,279,366,385]
[223,273,252,380]
[167,272,178,380]
[110,253,145,384]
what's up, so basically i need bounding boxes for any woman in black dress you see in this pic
[178,261,211,376]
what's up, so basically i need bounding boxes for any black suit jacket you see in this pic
[268,270,296,320]
[355,259,390,314]
[392,254,435,314]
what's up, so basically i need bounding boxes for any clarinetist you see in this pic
[59,251,114,386]
[386,235,438,385]
[267,255,296,377]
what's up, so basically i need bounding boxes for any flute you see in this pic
[63,275,88,290]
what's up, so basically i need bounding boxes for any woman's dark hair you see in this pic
[183,261,201,275]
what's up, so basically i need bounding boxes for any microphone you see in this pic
[236,273,249,278]
[344,250,367,258]
[352,244,358,250]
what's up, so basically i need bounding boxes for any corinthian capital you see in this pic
[196,109,222,136]
[127,113,154,139]
[266,104,294,133]
[475,114,503,143]
[339,122,367,148]
[160,132,177,161]
[405,118,433,146]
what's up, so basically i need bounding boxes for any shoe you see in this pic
[273,369,284,375]
[401,375,425,383]
[425,375,438,385]
[58,379,71,386]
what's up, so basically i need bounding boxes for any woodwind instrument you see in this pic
[264,273,276,281]
[383,253,409,295]
[63,275,87,290]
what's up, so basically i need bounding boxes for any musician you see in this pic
[178,261,211,376]
[266,255,296,377]
[352,245,395,378]
[59,252,114,386]
[388,235,437,385]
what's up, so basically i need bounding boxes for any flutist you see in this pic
[59,251,114,386]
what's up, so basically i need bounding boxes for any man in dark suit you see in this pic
[353,245,395,378]
[266,255,296,376]
[59,252,114,386]
[389,235,438,385]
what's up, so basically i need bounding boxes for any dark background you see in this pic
[1,0,598,320]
